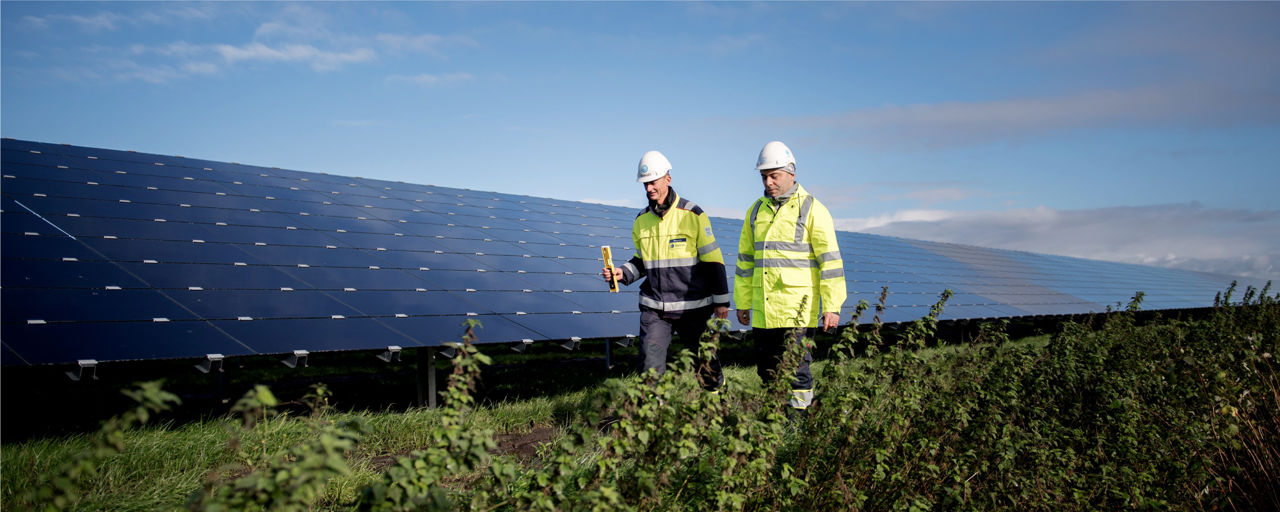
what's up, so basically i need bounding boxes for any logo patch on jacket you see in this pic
[668,237,687,249]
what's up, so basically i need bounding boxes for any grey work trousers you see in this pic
[752,327,815,391]
[637,306,724,390]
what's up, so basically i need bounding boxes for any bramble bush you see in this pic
[12,282,1278,510]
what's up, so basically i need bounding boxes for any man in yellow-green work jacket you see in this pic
[602,150,729,390]
[735,141,846,410]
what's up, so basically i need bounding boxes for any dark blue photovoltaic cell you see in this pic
[328,290,478,316]
[3,138,1268,366]
[510,312,635,340]
[469,253,575,273]
[392,315,543,345]
[372,250,488,272]
[1,228,93,261]
[113,262,306,290]
[514,271,601,292]
[86,239,257,265]
[2,321,252,364]
[561,291,640,313]
[209,318,417,354]
[277,266,427,291]
[4,288,200,323]
[2,258,147,289]
[444,290,584,315]
[167,289,364,319]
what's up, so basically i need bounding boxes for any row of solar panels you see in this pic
[1,138,1261,366]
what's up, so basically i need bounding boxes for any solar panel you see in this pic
[1,138,1267,366]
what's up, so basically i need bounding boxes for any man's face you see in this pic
[643,174,671,202]
[761,168,794,197]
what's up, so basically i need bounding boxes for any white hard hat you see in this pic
[756,141,796,171]
[636,150,672,183]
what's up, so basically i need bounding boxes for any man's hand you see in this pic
[713,305,729,319]
[736,309,750,326]
[820,312,840,331]
[601,266,619,282]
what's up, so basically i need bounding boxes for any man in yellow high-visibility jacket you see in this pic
[734,141,846,410]
[603,150,729,390]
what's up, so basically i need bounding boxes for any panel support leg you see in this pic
[416,349,437,408]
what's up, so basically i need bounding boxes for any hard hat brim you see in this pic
[636,170,669,183]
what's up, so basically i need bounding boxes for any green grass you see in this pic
[5,310,1273,512]
[0,337,1044,511]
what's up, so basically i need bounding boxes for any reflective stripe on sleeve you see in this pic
[735,266,755,278]
[712,293,731,304]
[794,196,814,242]
[697,240,720,256]
[647,257,699,269]
[821,267,845,279]
[756,258,819,269]
[748,200,765,235]
[755,241,811,253]
[621,262,639,281]
[818,250,841,262]
[737,253,755,263]
[639,295,715,312]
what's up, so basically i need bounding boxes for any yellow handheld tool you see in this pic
[601,245,619,293]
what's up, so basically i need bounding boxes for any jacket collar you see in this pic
[766,183,805,208]
[647,187,679,218]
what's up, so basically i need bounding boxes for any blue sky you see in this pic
[3,1,1278,280]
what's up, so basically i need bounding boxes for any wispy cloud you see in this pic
[63,12,124,32]
[19,15,49,30]
[386,72,475,86]
[377,33,478,56]
[20,4,224,33]
[10,5,476,84]
[250,4,340,43]
[104,59,188,84]
[838,203,1280,280]
[14,11,123,32]
[214,42,376,71]
[781,84,1280,150]
[1040,3,1280,85]
[867,181,989,205]
[706,34,766,55]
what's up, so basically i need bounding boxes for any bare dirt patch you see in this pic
[494,426,557,459]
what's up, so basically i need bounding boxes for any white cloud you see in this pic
[20,15,49,30]
[377,33,478,55]
[386,72,475,86]
[781,83,1280,150]
[251,4,336,42]
[214,42,376,71]
[65,12,124,32]
[46,66,102,83]
[137,4,218,24]
[706,34,766,55]
[105,59,186,84]
[1041,3,1280,85]
[839,203,1280,280]
[837,209,957,231]
[182,62,220,76]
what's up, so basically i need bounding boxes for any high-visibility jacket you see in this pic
[734,184,846,328]
[619,189,730,314]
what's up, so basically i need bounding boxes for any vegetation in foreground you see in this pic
[3,283,1278,510]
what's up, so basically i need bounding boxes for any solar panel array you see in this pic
[2,139,1260,366]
